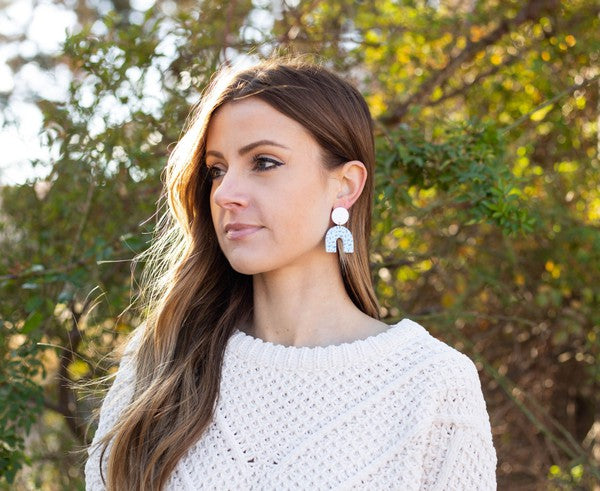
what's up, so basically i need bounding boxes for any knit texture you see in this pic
[85,318,497,490]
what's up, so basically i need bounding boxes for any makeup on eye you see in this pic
[252,155,284,171]
[206,154,284,180]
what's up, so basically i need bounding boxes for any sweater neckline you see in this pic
[227,318,424,371]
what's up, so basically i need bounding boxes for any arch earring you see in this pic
[325,207,354,253]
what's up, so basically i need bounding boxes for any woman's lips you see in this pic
[225,226,263,240]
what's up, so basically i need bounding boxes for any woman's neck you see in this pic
[247,254,386,348]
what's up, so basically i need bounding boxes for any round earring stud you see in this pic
[331,207,349,226]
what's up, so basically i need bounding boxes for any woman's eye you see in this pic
[207,166,225,180]
[253,156,283,172]
[206,156,283,180]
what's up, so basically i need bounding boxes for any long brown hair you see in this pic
[95,56,381,490]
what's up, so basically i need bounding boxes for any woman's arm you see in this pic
[84,328,141,490]
[419,356,497,490]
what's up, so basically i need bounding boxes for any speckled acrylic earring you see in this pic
[325,207,354,253]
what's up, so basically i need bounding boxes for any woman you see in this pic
[85,57,497,490]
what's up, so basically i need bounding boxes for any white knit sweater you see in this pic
[85,318,497,490]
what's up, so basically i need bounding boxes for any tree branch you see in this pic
[501,73,600,135]
[381,0,560,125]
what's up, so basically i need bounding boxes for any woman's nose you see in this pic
[211,168,249,209]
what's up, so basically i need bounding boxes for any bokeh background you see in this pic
[1,0,599,489]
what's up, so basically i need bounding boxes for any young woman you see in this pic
[85,57,497,490]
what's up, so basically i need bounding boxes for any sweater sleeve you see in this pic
[84,328,141,491]
[419,355,497,490]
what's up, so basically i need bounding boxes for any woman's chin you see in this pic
[226,257,271,276]
[230,264,259,275]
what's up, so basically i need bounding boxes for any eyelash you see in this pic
[206,155,283,180]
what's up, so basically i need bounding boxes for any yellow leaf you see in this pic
[555,160,578,173]
[441,292,454,308]
[545,261,561,279]
[514,156,529,177]
[364,30,380,44]
[530,104,554,122]
[469,26,483,42]
[116,322,130,333]
[502,79,514,90]
[490,53,502,65]
[416,259,433,272]
[68,359,90,380]
[366,93,386,118]
[588,197,600,222]
[479,290,489,303]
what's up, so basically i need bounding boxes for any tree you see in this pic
[1,0,599,487]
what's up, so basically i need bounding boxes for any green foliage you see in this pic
[0,334,45,484]
[548,463,586,489]
[375,119,536,236]
[1,0,600,487]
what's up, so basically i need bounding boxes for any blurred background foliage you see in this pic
[0,0,599,488]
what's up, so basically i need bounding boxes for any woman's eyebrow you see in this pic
[238,139,289,155]
[206,140,289,160]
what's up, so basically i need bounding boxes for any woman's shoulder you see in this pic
[96,325,143,413]
[372,318,492,436]
[85,325,144,488]
[394,318,484,394]
[121,323,145,357]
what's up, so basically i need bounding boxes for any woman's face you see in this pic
[205,97,339,275]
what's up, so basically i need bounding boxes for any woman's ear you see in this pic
[331,160,368,209]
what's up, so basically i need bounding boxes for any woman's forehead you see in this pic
[206,98,315,146]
